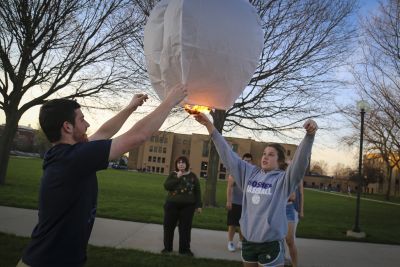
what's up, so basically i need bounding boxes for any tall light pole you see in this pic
[347,100,369,238]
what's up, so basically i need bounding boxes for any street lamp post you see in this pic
[347,100,369,238]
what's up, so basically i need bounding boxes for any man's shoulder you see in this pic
[72,139,112,152]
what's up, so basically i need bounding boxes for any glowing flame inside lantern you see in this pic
[184,104,211,115]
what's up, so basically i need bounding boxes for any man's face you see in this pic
[243,156,252,164]
[72,108,90,142]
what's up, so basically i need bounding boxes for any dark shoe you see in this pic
[179,249,194,257]
[161,248,172,254]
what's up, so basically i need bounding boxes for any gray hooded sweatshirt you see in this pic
[211,130,314,242]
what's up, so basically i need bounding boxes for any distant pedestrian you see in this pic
[347,185,351,196]
[285,181,304,267]
[162,156,202,256]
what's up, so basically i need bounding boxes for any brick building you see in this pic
[128,131,298,180]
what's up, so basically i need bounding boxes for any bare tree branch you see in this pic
[0,0,147,184]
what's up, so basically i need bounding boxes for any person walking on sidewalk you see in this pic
[17,85,187,267]
[194,113,317,267]
[285,181,304,267]
[226,153,253,252]
[162,156,202,257]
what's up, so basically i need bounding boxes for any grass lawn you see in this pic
[0,232,241,267]
[1,156,400,245]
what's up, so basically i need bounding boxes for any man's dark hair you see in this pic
[175,156,190,171]
[242,153,253,160]
[39,99,81,142]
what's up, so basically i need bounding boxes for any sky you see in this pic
[0,0,381,175]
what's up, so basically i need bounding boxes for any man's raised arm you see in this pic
[89,94,149,141]
[108,85,187,160]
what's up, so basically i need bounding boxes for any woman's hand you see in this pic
[165,84,188,107]
[303,119,318,135]
[194,113,215,134]
[299,211,304,219]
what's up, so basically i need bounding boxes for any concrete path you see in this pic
[1,206,399,267]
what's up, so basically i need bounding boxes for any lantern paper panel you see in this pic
[144,0,263,110]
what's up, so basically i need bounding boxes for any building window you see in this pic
[152,166,155,172]
[219,164,226,173]
[200,171,207,178]
[156,167,160,173]
[232,144,238,152]
[149,145,153,152]
[201,161,208,171]
[183,139,188,144]
[160,137,164,143]
[162,158,165,163]
[164,137,168,143]
[152,156,156,162]
[163,147,167,153]
[161,167,165,173]
[182,149,186,155]
[146,166,150,172]
[157,157,161,163]
[219,173,226,180]
[151,136,155,142]
[158,146,162,153]
[202,141,209,157]
[148,156,151,162]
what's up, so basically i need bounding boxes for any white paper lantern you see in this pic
[144,0,263,110]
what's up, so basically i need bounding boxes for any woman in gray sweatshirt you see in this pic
[194,113,317,267]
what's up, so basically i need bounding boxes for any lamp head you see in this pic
[356,100,370,112]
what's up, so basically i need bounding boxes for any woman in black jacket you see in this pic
[162,156,202,256]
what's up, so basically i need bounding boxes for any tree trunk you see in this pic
[385,166,393,201]
[0,112,20,185]
[203,110,226,207]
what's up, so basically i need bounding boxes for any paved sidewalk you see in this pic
[1,206,399,267]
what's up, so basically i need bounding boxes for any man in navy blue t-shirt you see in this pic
[18,84,187,267]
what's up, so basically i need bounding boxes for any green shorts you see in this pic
[241,239,284,267]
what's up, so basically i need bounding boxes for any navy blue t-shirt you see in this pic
[22,140,111,267]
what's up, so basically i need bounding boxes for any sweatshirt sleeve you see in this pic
[210,129,253,190]
[284,134,314,197]
[164,172,180,191]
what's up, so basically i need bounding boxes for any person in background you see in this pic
[162,156,202,257]
[226,153,253,252]
[17,84,187,267]
[194,112,317,267]
[285,180,304,267]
